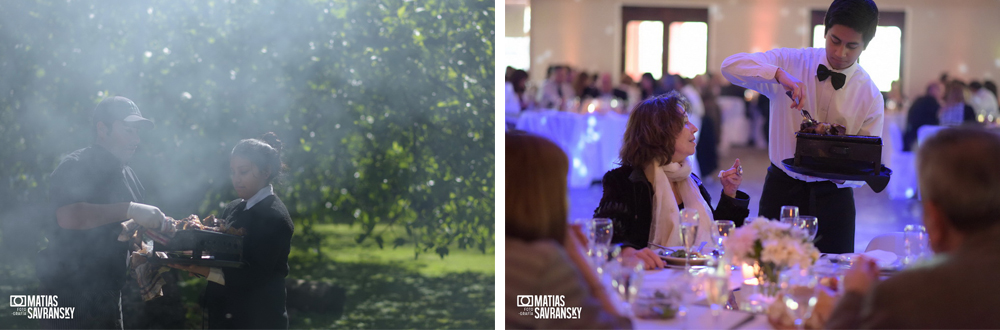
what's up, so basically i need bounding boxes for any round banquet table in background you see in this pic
[516,110,630,188]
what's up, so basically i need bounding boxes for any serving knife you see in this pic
[786,90,818,126]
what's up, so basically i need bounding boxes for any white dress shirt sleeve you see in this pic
[208,267,225,285]
[720,48,800,99]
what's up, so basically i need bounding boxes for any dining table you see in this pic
[515,109,630,188]
[631,265,773,329]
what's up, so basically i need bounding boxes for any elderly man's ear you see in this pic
[923,201,957,254]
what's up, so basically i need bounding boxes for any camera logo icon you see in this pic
[9,295,26,307]
[516,295,533,307]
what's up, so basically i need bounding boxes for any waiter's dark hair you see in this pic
[619,91,689,167]
[232,132,285,183]
[824,0,879,49]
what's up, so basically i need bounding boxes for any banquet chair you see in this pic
[864,232,906,257]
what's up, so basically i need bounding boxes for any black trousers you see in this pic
[759,164,856,253]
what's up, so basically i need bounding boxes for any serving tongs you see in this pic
[786,90,818,126]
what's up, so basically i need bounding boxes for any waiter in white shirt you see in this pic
[721,0,883,253]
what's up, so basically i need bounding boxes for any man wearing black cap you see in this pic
[38,96,167,329]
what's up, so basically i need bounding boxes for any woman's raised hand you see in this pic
[718,158,743,198]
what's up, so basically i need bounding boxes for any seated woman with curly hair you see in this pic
[594,92,751,269]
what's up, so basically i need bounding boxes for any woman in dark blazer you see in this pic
[171,132,293,329]
[594,92,750,270]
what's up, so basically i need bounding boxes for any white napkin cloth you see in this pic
[861,249,899,269]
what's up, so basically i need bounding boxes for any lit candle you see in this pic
[742,263,759,285]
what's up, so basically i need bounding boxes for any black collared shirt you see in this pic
[42,145,144,291]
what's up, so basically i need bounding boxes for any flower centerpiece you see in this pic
[722,217,820,292]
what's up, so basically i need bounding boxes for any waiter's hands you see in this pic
[718,158,743,198]
[622,247,664,270]
[127,202,166,230]
[775,68,807,111]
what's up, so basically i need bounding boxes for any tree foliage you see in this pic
[0,0,495,259]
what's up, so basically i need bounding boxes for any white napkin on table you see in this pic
[861,249,898,269]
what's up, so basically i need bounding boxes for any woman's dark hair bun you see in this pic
[259,132,282,154]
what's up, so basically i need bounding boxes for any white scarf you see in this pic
[647,159,715,247]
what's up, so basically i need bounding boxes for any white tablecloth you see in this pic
[516,110,630,188]
[633,267,771,329]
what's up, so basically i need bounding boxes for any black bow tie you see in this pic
[817,64,846,90]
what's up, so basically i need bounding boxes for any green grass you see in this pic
[0,222,495,329]
[283,223,496,329]
[294,223,495,276]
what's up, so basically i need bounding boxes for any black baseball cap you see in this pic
[92,96,154,129]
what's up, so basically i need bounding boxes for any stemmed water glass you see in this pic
[610,256,644,316]
[780,266,819,330]
[570,218,596,255]
[592,218,613,261]
[712,220,736,271]
[794,216,819,241]
[903,224,929,265]
[679,209,700,274]
[780,205,799,224]
[702,268,731,328]
[668,272,704,330]
[712,220,735,256]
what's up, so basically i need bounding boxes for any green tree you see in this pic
[0,0,494,260]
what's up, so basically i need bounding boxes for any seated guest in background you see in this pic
[902,81,942,151]
[537,65,571,110]
[985,80,998,105]
[827,127,1000,329]
[638,72,659,101]
[505,132,632,329]
[619,74,642,111]
[573,71,597,100]
[938,80,976,126]
[505,69,530,130]
[594,92,749,269]
[582,73,629,113]
[968,80,1000,120]
[510,69,531,110]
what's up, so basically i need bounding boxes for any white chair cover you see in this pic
[864,232,906,257]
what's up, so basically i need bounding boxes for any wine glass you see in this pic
[611,256,645,315]
[780,205,799,224]
[780,266,819,330]
[712,220,735,255]
[669,272,704,329]
[794,216,819,241]
[903,224,929,265]
[570,218,597,256]
[592,218,613,258]
[702,269,731,328]
[679,209,700,273]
